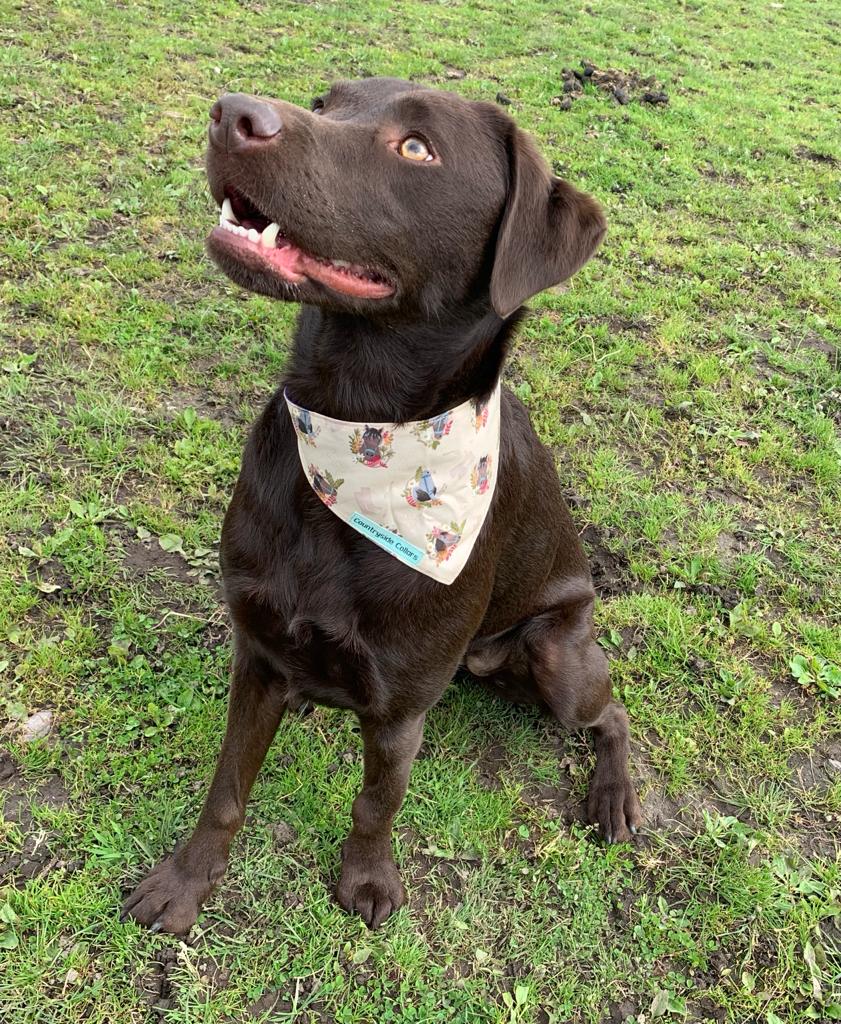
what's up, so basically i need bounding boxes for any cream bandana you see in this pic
[284,384,501,584]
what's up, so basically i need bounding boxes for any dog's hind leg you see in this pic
[468,583,642,842]
[121,647,287,934]
[337,711,425,929]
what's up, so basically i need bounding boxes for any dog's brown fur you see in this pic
[122,78,641,933]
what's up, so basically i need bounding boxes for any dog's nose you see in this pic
[209,93,283,152]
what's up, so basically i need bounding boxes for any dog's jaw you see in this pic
[206,190,396,304]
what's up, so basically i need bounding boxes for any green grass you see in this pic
[1,0,839,1021]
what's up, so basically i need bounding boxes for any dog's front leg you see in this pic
[121,650,286,934]
[337,712,425,929]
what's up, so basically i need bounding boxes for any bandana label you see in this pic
[285,384,501,584]
[348,512,425,566]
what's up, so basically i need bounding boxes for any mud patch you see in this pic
[244,977,321,1020]
[408,842,481,919]
[699,163,749,187]
[794,145,839,167]
[135,945,179,1013]
[790,737,841,792]
[795,332,838,360]
[121,535,195,586]
[580,524,637,598]
[521,776,579,827]
[0,753,70,882]
[160,387,245,430]
[475,741,510,790]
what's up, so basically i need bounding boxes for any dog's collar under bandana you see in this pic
[284,384,501,584]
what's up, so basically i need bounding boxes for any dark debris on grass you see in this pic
[552,61,670,110]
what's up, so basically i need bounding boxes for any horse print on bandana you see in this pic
[472,396,490,431]
[404,467,444,508]
[411,410,454,449]
[428,521,464,564]
[350,426,394,468]
[294,408,320,446]
[284,383,501,584]
[471,455,492,495]
[308,465,343,506]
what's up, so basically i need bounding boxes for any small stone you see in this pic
[560,97,573,111]
[613,86,630,105]
[21,709,52,742]
[642,90,669,105]
[445,68,466,80]
[65,968,80,985]
[495,91,512,106]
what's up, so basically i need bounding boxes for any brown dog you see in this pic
[122,78,641,933]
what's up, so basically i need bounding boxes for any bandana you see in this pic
[284,384,501,584]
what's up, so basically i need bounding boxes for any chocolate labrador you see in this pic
[122,78,641,933]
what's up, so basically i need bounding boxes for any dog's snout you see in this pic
[209,93,282,153]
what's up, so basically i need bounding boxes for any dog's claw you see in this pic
[149,920,163,934]
[630,824,638,835]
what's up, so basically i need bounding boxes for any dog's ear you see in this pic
[490,128,607,318]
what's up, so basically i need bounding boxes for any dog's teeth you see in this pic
[260,222,280,247]
[247,228,259,243]
[221,197,238,224]
[333,260,350,268]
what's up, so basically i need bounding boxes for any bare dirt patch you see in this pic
[581,523,638,598]
[121,535,195,587]
[0,752,70,882]
[793,144,839,167]
[244,977,322,1020]
[135,945,179,1014]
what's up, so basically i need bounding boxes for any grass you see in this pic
[0,0,839,1021]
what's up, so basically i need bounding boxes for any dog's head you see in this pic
[206,78,605,319]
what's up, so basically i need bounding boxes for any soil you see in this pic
[135,945,179,1013]
[243,976,321,1020]
[580,523,637,598]
[794,144,839,167]
[121,534,195,587]
[0,751,70,883]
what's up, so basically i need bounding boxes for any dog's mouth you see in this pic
[209,189,395,300]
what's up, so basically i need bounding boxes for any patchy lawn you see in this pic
[1,1,839,1021]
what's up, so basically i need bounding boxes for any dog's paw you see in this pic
[121,856,216,935]
[586,770,643,844]
[337,840,405,929]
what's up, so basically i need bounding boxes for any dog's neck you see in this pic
[284,303,523,423]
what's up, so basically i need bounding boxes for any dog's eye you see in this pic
[311,98,325,114]
[398,136,433,162]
